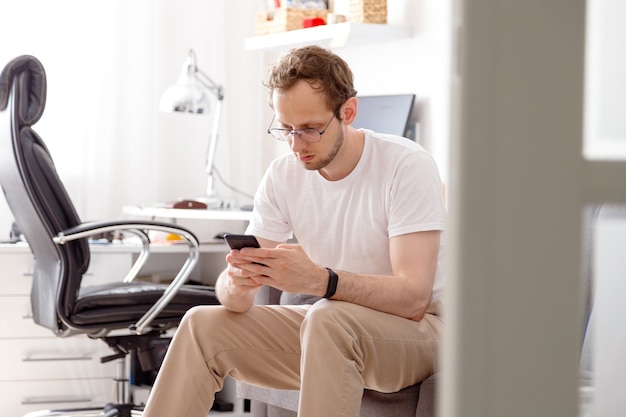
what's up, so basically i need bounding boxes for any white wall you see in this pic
[0,0,452,240]
[584,0,626,159]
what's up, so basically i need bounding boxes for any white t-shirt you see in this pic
[246,129,446,303]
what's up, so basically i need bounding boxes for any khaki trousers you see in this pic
[142,299,442,417]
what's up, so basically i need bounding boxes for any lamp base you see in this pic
[169,199,208,209]
[167,196,234,210]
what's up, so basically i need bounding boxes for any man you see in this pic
[143,45,445,417]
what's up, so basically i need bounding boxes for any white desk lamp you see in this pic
[159,49,225,208]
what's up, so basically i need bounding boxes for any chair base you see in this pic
[23,345,146,417]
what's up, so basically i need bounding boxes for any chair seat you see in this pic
[70,282,218,326]
[237,378,434,417]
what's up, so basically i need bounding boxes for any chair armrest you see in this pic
[56,219,196,244]
[55,219,200,334]
[57,220,148,283]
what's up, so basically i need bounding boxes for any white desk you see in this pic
[122,205,252,222]
[121,205,250,279]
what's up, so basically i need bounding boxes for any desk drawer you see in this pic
[0,378,112,416]
[0,252,134,296]
[0,253,34,295]
[0,337,116,381]
[0,296,52,337]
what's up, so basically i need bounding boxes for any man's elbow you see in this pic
[406,294,431,321]
[408,308,427,322]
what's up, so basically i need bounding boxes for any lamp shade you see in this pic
[159,62,211,114]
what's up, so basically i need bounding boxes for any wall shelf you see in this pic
[244,22,411,51]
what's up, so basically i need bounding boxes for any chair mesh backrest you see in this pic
[0,55,89,332]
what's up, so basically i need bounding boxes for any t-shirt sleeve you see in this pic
[387,150,446,238]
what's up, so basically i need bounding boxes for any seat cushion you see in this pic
[238,376,437,417]
[237,384,299,412]
[361,384,420,417]
[70,282,218,326]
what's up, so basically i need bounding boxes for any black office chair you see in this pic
[0,55,220,417]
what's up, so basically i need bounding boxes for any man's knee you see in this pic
[179,305,228,335]
[301,300,359,339]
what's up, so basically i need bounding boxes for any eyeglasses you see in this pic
[267,113,336,143]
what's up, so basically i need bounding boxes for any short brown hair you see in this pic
[264,45,357,117]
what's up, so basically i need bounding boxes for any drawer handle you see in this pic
[22,354,93,362]
[23,272,93,276]
[22,396,92,405]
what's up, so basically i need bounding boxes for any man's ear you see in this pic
[341,97,358,124]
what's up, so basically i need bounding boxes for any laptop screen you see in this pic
[352,94,416,140]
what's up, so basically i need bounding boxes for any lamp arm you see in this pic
[194,68,224,197]
[205,91,223,197]
[181,49,225,198]
[196,69,224,100]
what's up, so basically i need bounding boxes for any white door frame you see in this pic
[441,1,626,417]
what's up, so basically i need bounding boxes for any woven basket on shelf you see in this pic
[349,0,387,24]
[255,7,329,35]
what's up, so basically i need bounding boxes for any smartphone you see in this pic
[223,234,261,250]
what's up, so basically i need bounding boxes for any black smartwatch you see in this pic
[323,268,338,299]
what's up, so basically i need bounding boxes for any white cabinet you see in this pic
[0,247,130,416]
[0,379,114,416]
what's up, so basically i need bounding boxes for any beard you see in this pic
[300,128,344,171]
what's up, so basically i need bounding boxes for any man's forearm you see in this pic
[330,270,433,321]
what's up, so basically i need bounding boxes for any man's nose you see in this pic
[290,133,308,152]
